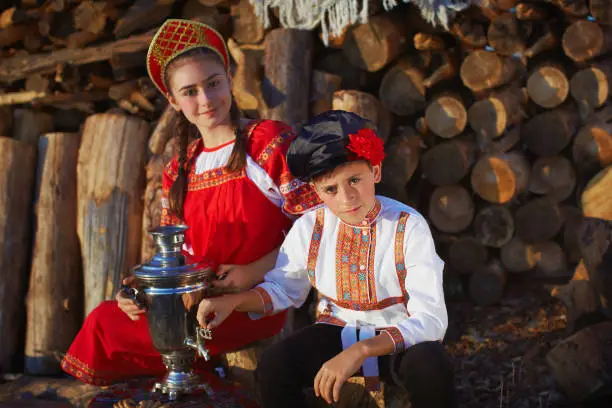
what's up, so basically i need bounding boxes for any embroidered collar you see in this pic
[342,199,382,228]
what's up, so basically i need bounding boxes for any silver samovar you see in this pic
[123,225,215,401]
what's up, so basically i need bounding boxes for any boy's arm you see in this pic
[381,216,448,354]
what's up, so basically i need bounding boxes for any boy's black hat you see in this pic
[287,110,382,182]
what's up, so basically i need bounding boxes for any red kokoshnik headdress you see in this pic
[146,19,230,96]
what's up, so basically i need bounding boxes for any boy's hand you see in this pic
[314,345,367,404]
[196,295,239,329]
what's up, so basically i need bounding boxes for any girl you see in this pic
[61,18,320,385]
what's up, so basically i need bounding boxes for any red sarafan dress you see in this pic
[61,119,321,385]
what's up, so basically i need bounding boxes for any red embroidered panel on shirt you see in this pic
[335,200,381,305]
[329,295,405,311]
[252,287,274,316]
[306,209,325,284]
[316,314,347,327]
[395,212,410,301]
[380,327,406,353]
[187,166,245,191]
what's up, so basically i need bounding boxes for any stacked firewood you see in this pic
[1,0,611,400]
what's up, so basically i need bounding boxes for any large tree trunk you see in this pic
[25,132,83,375]
[0,138,36,373]
[262,28,313,128]
[77,114,149,316]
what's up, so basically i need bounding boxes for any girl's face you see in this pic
[167,54,232,131]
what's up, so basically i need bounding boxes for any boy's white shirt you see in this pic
[252,195,448,353]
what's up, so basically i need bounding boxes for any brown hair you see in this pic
[164,47,246,219]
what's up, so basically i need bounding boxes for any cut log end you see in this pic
[570,64,612,111]
[581,165,612,221]
[469,261,508,306]
[527,65,570,109]
[448,236,488,274]
[515,199,564,244]
[471,153,529,204]
[562,20,611,63]
[424,94,467,139]
[422,140,474,186]
[428,185,475,233]
[379,59,426,117]
[572,123,612,173]
[528,156,577,203]
[473,205,515,248]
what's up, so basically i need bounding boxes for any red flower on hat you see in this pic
[346,128,385,166]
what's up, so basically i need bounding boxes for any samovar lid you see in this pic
[133,225,214,287]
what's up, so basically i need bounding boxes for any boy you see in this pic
[197,111,456,408]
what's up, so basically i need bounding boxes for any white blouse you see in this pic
[252,196,448,354]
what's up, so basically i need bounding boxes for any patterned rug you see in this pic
[88,374,259,408]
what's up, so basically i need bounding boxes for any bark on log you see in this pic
[0,30,154,83]
[342,15,407,72]
[450,14,487,50]
[581,165,612,221]
[473,205,515,248]
[501,237,567,276]
[524,22,559,59]
[230,0,264,45]
[12,109,54,144]
[332,90,392,143]
[522,105,581,156]
[589,0,612,25]
[77,114,149,315]
[562,20,612,63]
[527,64,570,109]
[379,58,426,117]
[460,50,521,93]
[0,138,36,373]
[424,93,467,139]
[501,237,537,273]
[528,156,576,202]
[423,51,458,88]
[448,236,488,274]
[546,321,612,401]
[113,0,174,38]
[428,185,475,233]
[467,85,527,141]
[578,217,612,315]
[311,70,343,117]
[421,140,475,186]
[570,58,612,115]
[469,260,508,306]
[471,152,530,204]
[0,107,12,136]
[262,29,313,128]
[562,205,585,263]
[515,198,564,243]
[148,105,178,155]
[315,52,367,91]
[515,2,549,20]
[487,12,530,56]
[381,127,421,203]
[572,119,612,174]
[25,132,82,375]
[228,39,264,115]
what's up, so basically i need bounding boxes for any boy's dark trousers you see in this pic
[256,323,457,408]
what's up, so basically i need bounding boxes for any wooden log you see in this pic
[424,93,467,139]
[522,105,581,156]
[230,0,264,45]
[342,15,407,72]
[524,22,559,59]
[546,321,612,401]
[380,127,421,203]
[0,22,37,48]
[551,0,590,18]
[515,198,564,243]
[562,20,612,63]
[501,237,567,276]
[311,70,343,117]
[528,156,576,202]
[77,114,149,315]
[473,205,515,248]
[471,151,530,204]
[0,107,12,136]
[460,50,520,93]
[262,28,313,128]
[181,0,231,35]
[423,51,458,88]
[501,237,537,273]
[332,90,392,143]
[0,30,155,83]
[428,185,474,233]
[12,109,54,144]
[527,64,570,109]
[562,205,585,263]
[113,0,175,38]
[578,217,612,315]
[581,165,612,220]
[448,236,488,274]
[467,85,527,141]
[469,260,508,306]
[378,58,426,117]
[228,39,264,115]
[589,0,612,25]
[315,52,367,91]
[73,0,107,36]
[25,132,82,375]
[421,140,475,186]
[572,119,612,174]
[487,12,530,56]
[148,105,178,155]
[488,125,521,153]
[515,2,549,20]
[450,14,487,50]
[570,58,612,115]
[413,33,445,51]
[0,7,35,29]
[0,138,36,373]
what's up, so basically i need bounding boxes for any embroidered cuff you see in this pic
[381,327,406,354]
[252,287,275,316]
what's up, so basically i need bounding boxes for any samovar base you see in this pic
[153,370,208,401]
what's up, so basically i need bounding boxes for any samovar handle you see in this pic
[184,326,212,361]
[119,284,147,310]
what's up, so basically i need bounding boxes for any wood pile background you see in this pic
[0,0,611,403]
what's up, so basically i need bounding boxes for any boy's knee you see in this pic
[256,340,292,380]
[398,341,454,382]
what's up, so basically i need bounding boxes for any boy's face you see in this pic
[311,161,381,225]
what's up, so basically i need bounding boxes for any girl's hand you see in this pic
[115,277,146,321]
[212,264,258,292]
[313,346,367,404]
[196,295,240,329]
